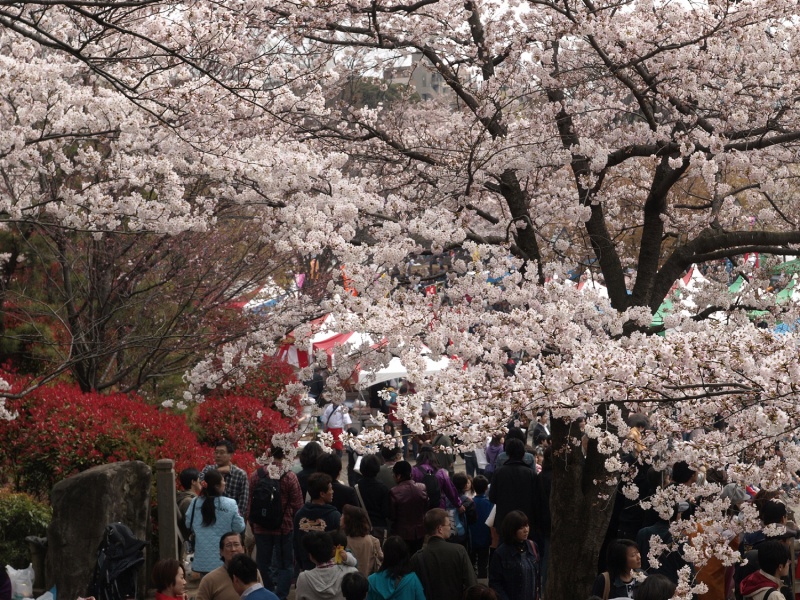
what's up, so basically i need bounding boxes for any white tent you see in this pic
[357,353,451,387]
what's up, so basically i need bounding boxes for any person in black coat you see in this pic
[354,454,392,535]
[489,438,537,535]
[489,510,541,600]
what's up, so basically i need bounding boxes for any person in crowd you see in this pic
[409,508,476,600]
[637,501,692,585]
[430,424,456,475]
[330,530,360,568]
[451,472,478,549]
[411,445,462,512]
[177,467,201,555]
[346,427,363,487]
[341,505,383,576]
[246,447,303,600]
[470,475,493,579]
[389,461,428,554]
[382,422,404,456]
[318,452,360,513]
[692,482,746,600]
[341,572,369,600]
[366,536,425,600]
[484,435,504,480]
[635,574,676,600]
[202,440,249,517]
[354,454,392,542]
[488,510,540,600]
[227,554,279,600]
[739,540,790,600]
[322,392,353,457]
[613,414,654,541]
[377,445,401,490]
[152,558,188,600]
[294,472,342,571]
[295,532,359,600]
[196,533,260,600]
[186,470,246,576]
[489,438,537,535]
[735,500,795,598]
[529,411,550,447]
[590,539,643,599]
[296,442,325,500]
[494,428,536,471]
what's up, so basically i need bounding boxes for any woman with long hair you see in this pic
[185,468,245,575]
[488,510,541,600]
[341,505,383,576]
[366,536,424,600]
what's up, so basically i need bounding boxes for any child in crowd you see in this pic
[469,475,493,579]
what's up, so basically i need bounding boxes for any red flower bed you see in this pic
[0,374,211,497]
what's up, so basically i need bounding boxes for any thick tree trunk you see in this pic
[546,419,619,600]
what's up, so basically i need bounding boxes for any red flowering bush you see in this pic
[0,375,210,497]
[208,355,298,404]
[196,355,300,462]
[195,394,293,460]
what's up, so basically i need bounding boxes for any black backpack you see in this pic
[249,467,284,529]
[421,467,441,510]
[88,522,146,600]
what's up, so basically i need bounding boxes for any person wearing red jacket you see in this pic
[740,540,790,600]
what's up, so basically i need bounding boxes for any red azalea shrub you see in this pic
[195,394,293,460]
[208,355,298,405]
[0,375,210,497]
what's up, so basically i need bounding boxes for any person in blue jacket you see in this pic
[186,469,245,575]
[367,536,425,600]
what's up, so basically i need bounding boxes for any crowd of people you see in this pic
[170,408,799,600]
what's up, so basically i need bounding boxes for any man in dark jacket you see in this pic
[410,508,476,600]
[489,438,537,534]
[317,452,359,513]
[390,461,428,554]
[293,472,341,571]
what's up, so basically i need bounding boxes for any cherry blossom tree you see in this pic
[238,1,800,597]
[3,1,800,598]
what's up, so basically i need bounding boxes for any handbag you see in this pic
[371,536,383,573]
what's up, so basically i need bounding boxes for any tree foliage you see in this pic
[2,1,800,598]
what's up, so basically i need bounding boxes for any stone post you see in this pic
[156,459,179,561]
[47,461,151,600]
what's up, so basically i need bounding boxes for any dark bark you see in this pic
[546,418,618,600]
